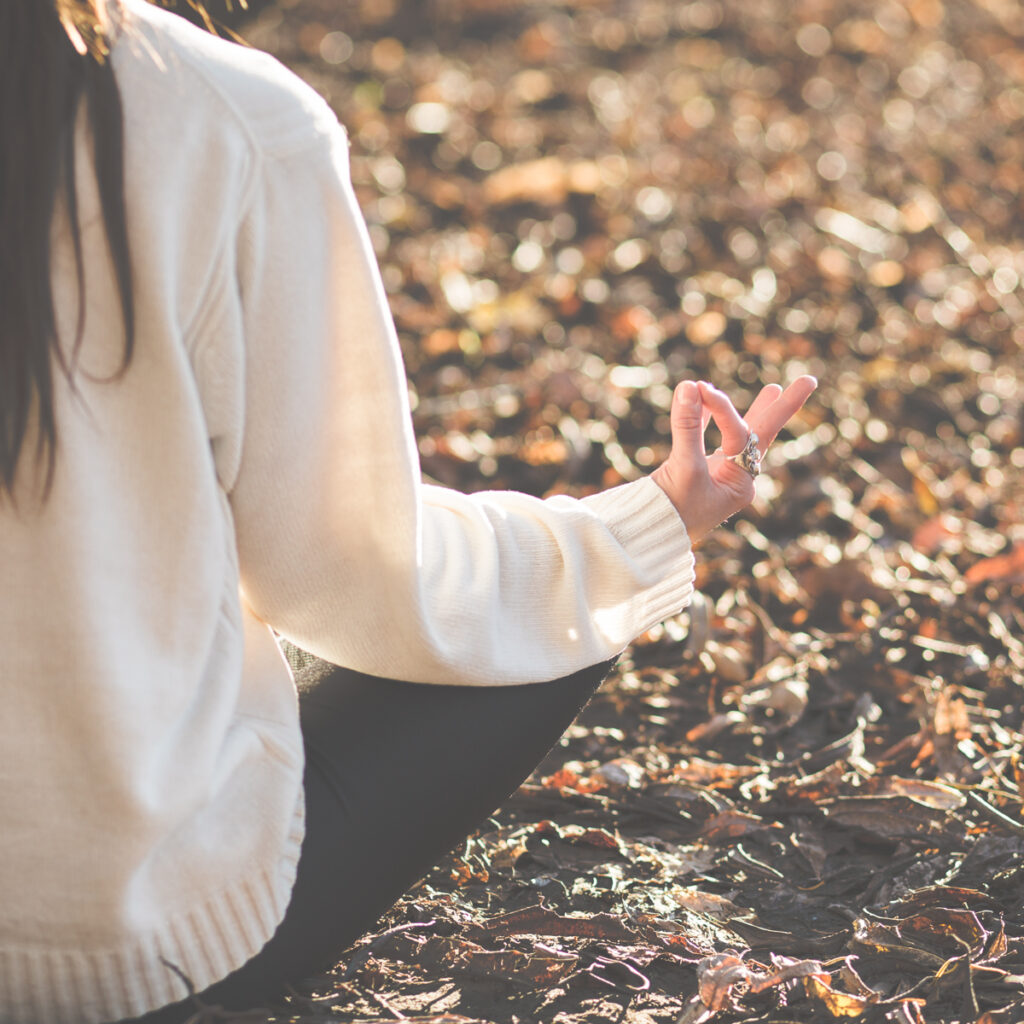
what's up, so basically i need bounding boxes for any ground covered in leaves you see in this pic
[208,0,1022,1020]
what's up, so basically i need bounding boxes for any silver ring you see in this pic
[723,430,762,478]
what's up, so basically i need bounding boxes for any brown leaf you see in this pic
[701,809,772,843]
[696,953,749,1011]
[965,543,1024,584]
[672,758,761,788]
[897,907,987,958]
[540,766,604,793]
[982,916,1009,963]
[850,918,947,971]
[881,777,967,810]
[803,974,874,1017]
[696,953,829,1012]
[672,888,742,921]
[777,762,849,803]
[887,885,1002,915]
[559,824,627,853]
[449,857,489,887]
[823,794,964,841]
[747,955,829,993]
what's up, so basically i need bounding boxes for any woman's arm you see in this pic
[226,115,812,686]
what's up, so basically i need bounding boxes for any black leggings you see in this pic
[136,652,615,1021]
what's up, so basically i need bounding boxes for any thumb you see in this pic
[669,380,706,468]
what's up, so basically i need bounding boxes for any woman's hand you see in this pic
[651,376,818,544]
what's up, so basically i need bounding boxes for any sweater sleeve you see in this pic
[228,117,695,685]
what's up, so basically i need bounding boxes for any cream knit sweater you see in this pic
[0,2,695,1021]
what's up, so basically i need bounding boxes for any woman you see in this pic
[0,1,816,1021]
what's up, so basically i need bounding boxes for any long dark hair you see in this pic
[0,0,134,499]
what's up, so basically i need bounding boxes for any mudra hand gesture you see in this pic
[652,377,818,543]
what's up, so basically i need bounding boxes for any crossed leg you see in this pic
[135,653,615,1021]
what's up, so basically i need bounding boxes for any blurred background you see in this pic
[160,4,1024,1019]
[196,0,1024,553]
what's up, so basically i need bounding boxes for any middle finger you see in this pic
[747,376,818,449]
[745,383,783,425]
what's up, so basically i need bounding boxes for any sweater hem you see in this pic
[0,790,305,1024]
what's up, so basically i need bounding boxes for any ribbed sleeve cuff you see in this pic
[582,475,696,631]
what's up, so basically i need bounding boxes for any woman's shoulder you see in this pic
[112,0,339,158]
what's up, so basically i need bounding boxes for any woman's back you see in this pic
[0,5,323,1016]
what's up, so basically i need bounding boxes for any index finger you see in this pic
[748,375,817,449]
[698,382,749,456]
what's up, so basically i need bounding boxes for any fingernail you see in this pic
[678,380,699,403]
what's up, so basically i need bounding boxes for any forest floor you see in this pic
[196,0,1022,1020]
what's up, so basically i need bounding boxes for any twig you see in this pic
[965,790,1024,836]
[368,989,407,1020]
